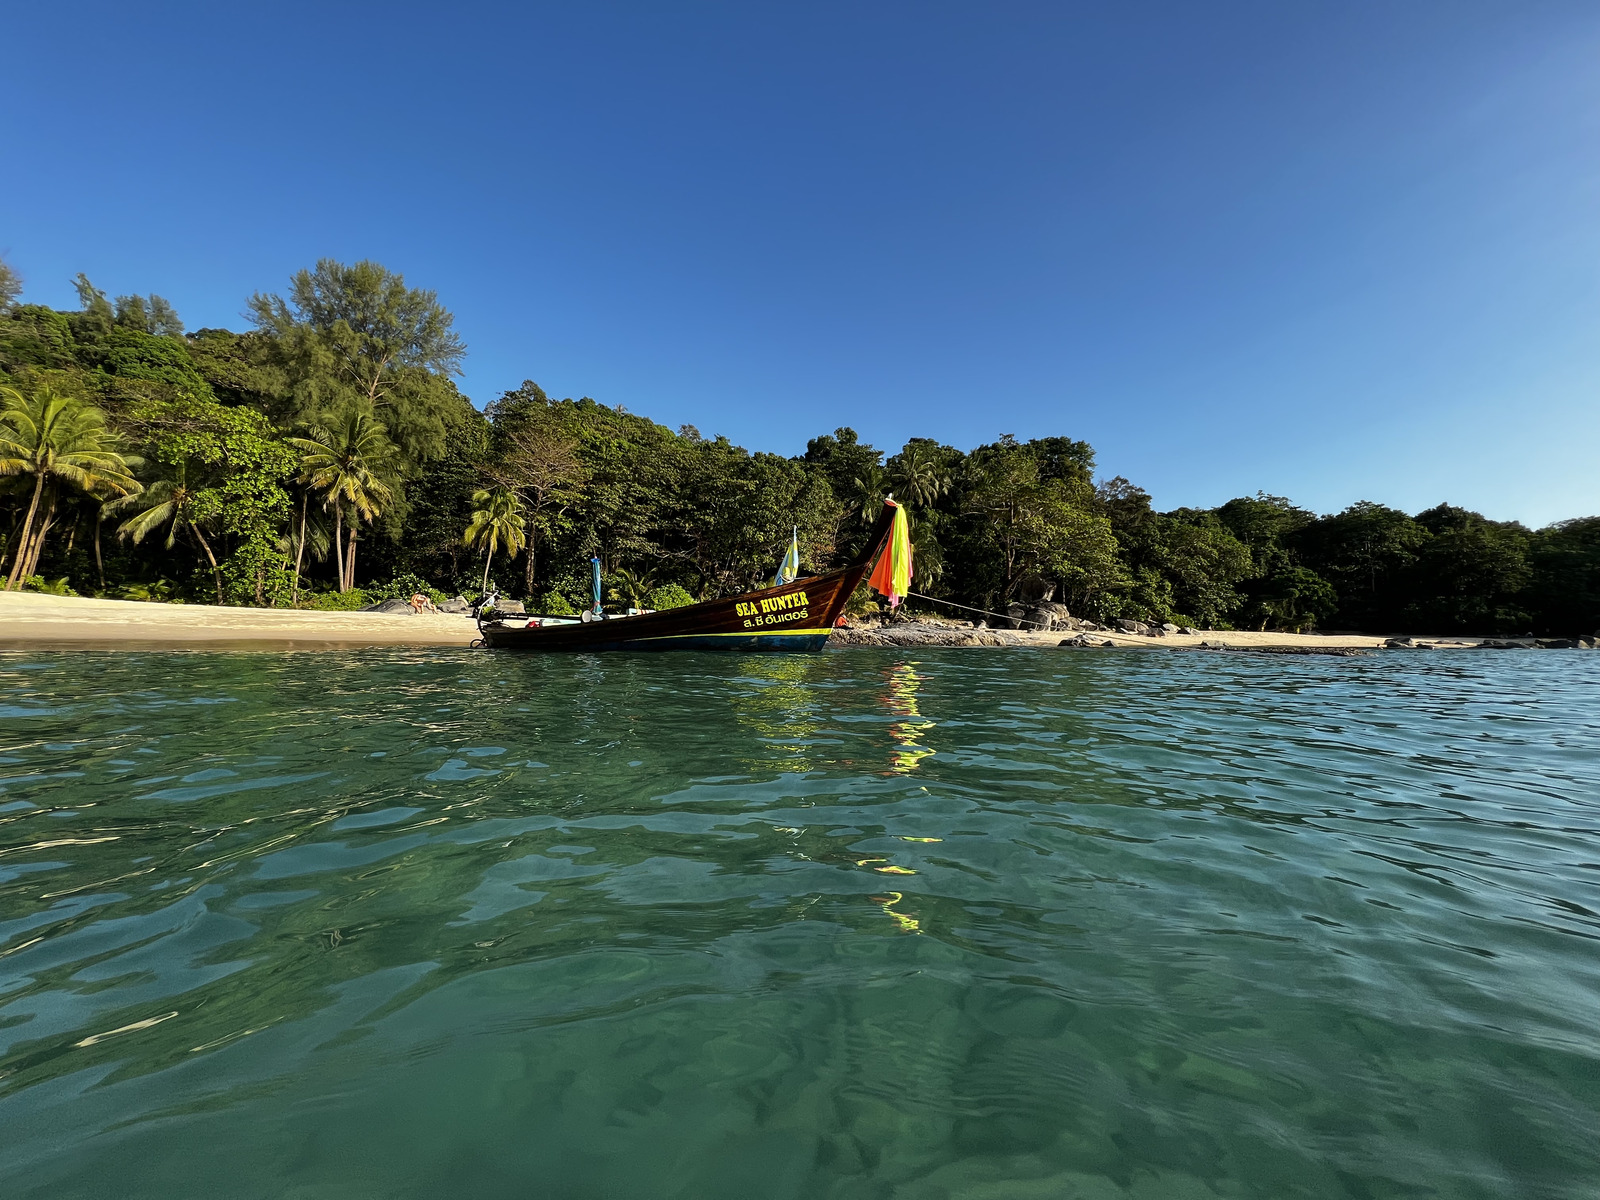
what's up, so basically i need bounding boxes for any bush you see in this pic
[366,573,448,605]
[532,589,576,616]
[24,576,77,596]
[120,580,181,603]
[300,589,369,611]
[644,583,695,611]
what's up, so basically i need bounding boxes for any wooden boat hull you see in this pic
[480,525,887,652]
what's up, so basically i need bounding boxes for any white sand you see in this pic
[0,592,480,649]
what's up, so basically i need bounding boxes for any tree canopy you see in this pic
[2,258,1595,634]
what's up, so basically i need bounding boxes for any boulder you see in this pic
[498,600,527,615]
[1160,623,1179,634]
[1177,626,1198,636]
[1021,603,1073,631]
[1058,634,1115,649]
[359,598,417,615]
[1579,637,1597,649]
[437,597,471,614]
[1535,638,1579,649]
[1475,639,1529,649]
[1116,619,1150,636]
[1384,638,1416,649]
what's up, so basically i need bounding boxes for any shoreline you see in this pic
[0,592,1557,653]
[0,591,480,650]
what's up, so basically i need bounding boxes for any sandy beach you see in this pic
[0,591,481,650]
[0,590,1461,652]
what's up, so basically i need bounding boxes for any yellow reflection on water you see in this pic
[872,890,922,934]
[729,655,827,775]
[881,662,936,775]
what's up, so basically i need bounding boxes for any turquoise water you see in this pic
[1,648,1598,1199]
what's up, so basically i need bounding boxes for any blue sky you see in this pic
[5,2,1597,524]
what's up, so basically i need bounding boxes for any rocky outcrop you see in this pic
[1196,642,1368,656]
[831,622,1023,647]
[1243,646,1370,657]
[1115,619,1166,637]
[1058,634,1117,648]
[359,598,418,615]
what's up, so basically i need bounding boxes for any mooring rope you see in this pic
[902,591,1053,630]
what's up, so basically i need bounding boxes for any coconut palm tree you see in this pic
[890,441,952,511]
[462,488,526,595]
[848,464,887,527]
[607,566,654,610]
[106,461,226,603]
[0,384,140,590]
[286,409,396,592]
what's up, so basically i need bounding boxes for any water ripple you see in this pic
[0,647,1597,1198]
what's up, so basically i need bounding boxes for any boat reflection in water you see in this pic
[881,661,936,775]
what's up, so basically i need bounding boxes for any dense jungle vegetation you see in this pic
[1,255,1595,634]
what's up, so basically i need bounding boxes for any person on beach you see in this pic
[409,593,438,614]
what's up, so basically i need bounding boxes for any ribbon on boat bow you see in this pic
[867,499,913,607]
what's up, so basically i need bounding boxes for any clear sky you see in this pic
[5,2,1597,525]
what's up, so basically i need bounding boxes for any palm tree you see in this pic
[890,441,951,511]
[286,410,396,592]
[0,384,140,590]
[106,462,226,604]
[848,464,887,527]
[462,488,526,595]
[607,566,654,610]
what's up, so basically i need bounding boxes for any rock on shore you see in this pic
[830,621,1024,647]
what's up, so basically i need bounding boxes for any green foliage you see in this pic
[462,487,526,593]
[4,262,1595,634]
[952,435,1124,613]
[23,575,76,595]
[0,383,141,590]
[365,572,449,605]
[532,589,577,616]
[644,583,695,610]
[0,254,20,312]
[606,565,654,609]
[120,579,180,602]
[1523,518,1600,636]
[287,409,396,593]
[299,588,370,611]
[250,259,467,474]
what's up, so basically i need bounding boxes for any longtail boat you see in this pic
[477,500,909,652]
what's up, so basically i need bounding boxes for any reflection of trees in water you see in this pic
[727,655,829,776]
[881,661,936,775]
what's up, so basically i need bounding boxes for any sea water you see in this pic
[1,647,1597,1199]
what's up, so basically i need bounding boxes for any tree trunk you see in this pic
[345,526,358,593]
[292,492,308,605]
[18,502,57,584]
[94,513,105,591]
[191,523,224,605]
[482,544,494,595]
[333,505,346,592]
[5,473,47,590]
[524,535,535,596]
